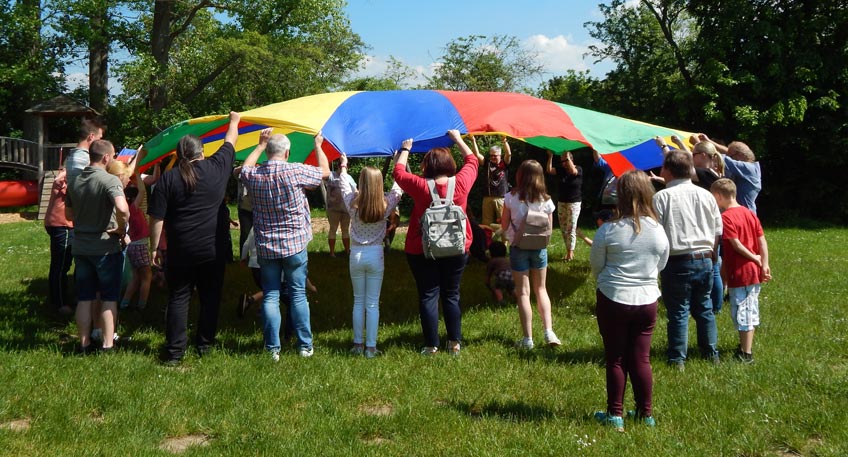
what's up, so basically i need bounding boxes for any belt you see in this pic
[668,251,713,261]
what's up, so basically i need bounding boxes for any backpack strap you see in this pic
[426,177,457,206]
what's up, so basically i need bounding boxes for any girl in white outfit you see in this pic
[338,154,403,358]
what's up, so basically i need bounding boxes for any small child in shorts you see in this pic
[486,241,514,304]
[710,178,772,363]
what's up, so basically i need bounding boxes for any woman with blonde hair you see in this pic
[502,159,560,350]
[338,154,403,358]
[590,170,669,431]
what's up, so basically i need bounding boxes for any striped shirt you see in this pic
[241,160,323,259]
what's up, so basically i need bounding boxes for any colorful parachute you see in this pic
[139,91,693,176]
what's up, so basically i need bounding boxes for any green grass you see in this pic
[0,220,846,455]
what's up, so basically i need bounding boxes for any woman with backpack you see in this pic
[502,160,561,350]
[393,130,478,356]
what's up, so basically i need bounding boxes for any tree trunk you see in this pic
[150,0,173,115]
[88,1,109,113]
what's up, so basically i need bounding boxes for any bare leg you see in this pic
[76,300,93,348]
[137,266,152,307]
[530,268,553,331]
[739,329,754,353]
[100,301,118,349]
[328,238,337,257]
[513,270,533,338]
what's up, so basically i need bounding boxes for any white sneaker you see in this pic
[270,351,280,362]
[299,347,314,358]
[364,348,382,359]
[544,331,562,347]
[516,337,535,350]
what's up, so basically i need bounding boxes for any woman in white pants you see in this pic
[339,154,403,358]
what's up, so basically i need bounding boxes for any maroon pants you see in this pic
[596,289,657,417]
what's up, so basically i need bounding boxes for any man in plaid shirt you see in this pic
[240,128,330,361]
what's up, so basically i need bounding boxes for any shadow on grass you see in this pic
[449,398,556,422]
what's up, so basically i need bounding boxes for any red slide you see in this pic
[0,180,38,207]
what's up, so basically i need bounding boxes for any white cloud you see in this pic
[525,34,590,74]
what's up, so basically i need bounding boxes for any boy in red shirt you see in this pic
[710,179,772,363]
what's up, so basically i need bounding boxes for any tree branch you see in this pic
[644,0,694,88]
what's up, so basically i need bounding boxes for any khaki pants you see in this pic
[482,196,505,227]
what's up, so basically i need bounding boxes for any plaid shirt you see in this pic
[241,160,323,259]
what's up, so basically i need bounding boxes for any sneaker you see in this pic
[270,351,280,362]
[420,346,438,356]
[299,347,314,358]
[515,337,535,350]
[626,410,657,427]
[735,346,754,364]
[544,331,562,347]
[446,340,461,356]
[364,348,382,359]
[668,360,685,372]
[349,346,364,356]
[594,411,625,432]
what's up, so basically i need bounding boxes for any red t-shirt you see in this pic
[393,154,479,255]
[128,204,150,241]
[721,206,764,287]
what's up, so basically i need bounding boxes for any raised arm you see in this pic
[545,150,556,176]
[502,136,511,165]
[698,133,729,155]
[470,135,484,163]
[395,138,413,169]
[242,128,273,168]
[224,111,241,146]
[671,135,690,152]
[314,131,330,179]
[447,130,473,157]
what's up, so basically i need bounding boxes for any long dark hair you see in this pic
[176,135,203,193]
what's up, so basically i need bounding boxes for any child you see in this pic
[710,178,771,363]
[338,153,403,358]
[502,160,561,349]
[485,241,513,305]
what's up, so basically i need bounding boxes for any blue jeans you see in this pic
[406,253,467,347]
[46,226,74,309]
[259,249,311,352]
[660,256,718,363]
[711,254,723,314]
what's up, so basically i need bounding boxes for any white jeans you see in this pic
[349,245,385,347]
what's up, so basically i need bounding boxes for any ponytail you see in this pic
[176,135,203,193]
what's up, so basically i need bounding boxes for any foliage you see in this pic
[426,35,544,93]
[537,70,605,110]
[0,1,66,134]
[0,220,847,454]
[566,0,848,222]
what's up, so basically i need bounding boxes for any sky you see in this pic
[344,0,615,86]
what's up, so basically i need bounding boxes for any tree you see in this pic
[0,1,65,135]
[538,70,605,110]
[426,35,544,93]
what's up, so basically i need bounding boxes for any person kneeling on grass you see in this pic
[485,241,513,305]
[710,178,771,363]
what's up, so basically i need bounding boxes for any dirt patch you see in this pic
[0,418,31,432]
[159,434,210,453]
[0,212,36,224]
[361,434,391,445]
[358,401,393,417]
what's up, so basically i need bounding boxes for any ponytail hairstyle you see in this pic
[176,135,203,193]
[512,159,549,203]
[352,166,387,224]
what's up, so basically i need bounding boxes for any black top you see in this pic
[148,142,235,266]
[555,164,583,203]
[484,159,509,197]
[694,167,721,191]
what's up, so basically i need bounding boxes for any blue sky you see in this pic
[344,0,615,85]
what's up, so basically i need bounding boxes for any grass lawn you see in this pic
[0,218,846,455]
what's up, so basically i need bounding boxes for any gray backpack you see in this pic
[512,201,552,250]
[421,177,467,259]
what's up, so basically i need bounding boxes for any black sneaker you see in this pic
[734,347,754,364]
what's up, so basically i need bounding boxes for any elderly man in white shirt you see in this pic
[653,149,723,370]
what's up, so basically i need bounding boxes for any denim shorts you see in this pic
[74,252,125,301]
[509,246,548,272]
